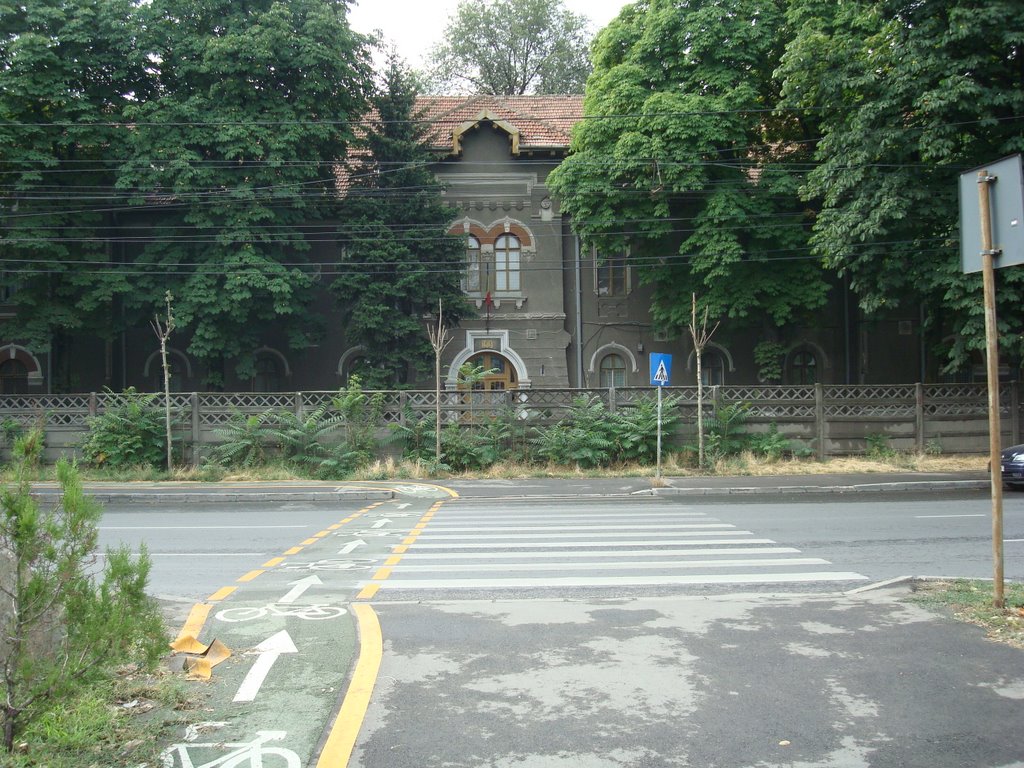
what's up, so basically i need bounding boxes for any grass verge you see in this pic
[910,579,1024,649]
[5,663,201,768]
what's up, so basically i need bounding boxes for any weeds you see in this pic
[911,579,1024,649]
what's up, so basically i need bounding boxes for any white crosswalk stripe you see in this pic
[369,499,868,593]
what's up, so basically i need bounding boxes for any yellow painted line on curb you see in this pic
[208,586,237,602]
[392,545,408,554]
[384,556,402,566]
[237,570,265,583]
[372,568,392,580]
[356,583,380,600]
[174,603,212,645]
[262,557,285,568]
[313,603,382,768]
[284,546,303,556]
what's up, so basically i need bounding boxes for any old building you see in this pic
[0,95,957,394]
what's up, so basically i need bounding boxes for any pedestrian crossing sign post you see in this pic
[649,354,672,479]
[650,353,672,387]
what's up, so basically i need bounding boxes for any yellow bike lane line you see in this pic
[161,483,457,768]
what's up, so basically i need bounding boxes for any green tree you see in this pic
[426,0,592,95]
[117,0,374,386]
[548,0,828,340]
[332,54,469,388]
[0,453,166,751]
[777,0,1024,371]
[0,0,148,387]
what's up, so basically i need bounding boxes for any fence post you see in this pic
[915,382,925,454]
[399,391,408,427]
[815,383,825,460]
[88,392,97,417]
[294,391,304,418]
[191,392,201,465]
[608,384,616,414]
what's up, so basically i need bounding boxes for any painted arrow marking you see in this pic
[233,630,298,703]
[339,539,366,555]
[396,503,411,510]
[371,519,392,529]
[278,575,322,605]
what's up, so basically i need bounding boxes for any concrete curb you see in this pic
[32,489,395,504]
[641,480,989,497]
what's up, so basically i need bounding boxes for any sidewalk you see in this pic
[27,470,992,502]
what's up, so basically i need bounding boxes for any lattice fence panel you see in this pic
[0,395,92,426]
[198,393,298,426]
[824,385,917,417]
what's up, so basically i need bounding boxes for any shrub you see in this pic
[865,433,896,458]
[533,396,615,468]
[610,395,681,463]
[748,424,792,460]
[0,456,167,751]
[208,410,281,468]
[703,400,751,462]
[80,388,166,469]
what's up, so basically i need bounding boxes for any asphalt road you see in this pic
[96,487,1024,768]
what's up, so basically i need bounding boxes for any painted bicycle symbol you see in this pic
[278,559,374,572]
[161,729,299,768]
[215,604,348,622]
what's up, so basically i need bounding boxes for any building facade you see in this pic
[0,95,981,395]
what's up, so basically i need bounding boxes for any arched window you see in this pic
[700,351,725,386]
[464,352,517,391]
[599,354,626,388]
[0,359,28,394]
[494,234,521,292]
[788,350,818,385]
[463,235,482,293]
[252,354,284,392]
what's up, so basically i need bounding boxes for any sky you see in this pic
[347,0,631,71]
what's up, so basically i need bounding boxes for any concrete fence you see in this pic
[0,383,1018,463]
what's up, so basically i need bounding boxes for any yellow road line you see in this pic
[301,537,319,546]
[314,530,330,538]
[328,524,342,530]
[208,586,237,602]
[314,604,382,767]
[284,546,303,555]
[237,570,265,583]
[356,583,380,600]
[402,537,416,545]
[372,567,392,580]
[384,556,401,566]
[392,545,408,554]
[173,603,212,645]
[263,557,285,568]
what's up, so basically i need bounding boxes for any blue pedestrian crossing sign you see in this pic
[650,353,672,387]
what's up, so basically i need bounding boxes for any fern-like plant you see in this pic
[208,410,281,468]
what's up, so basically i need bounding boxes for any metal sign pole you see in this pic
[656,384,663,480]
[978,170,1005,609]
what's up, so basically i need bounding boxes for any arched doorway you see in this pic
[463,351,518,391]
[0,359,28,394]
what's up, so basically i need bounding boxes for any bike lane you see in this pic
[159,482,456,768]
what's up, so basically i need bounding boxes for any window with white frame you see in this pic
[599,354,626,388]
[700,350,725,386]
[494,234,521,292]
[463,235,482,292]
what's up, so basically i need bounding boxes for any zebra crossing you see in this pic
[369,498,867,594]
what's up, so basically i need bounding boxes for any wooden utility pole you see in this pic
[978,170,1005,609]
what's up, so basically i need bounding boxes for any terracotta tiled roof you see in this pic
[415,95,584,152]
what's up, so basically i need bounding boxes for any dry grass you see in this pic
[911,579,1024,649]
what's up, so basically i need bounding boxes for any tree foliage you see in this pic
[116,0,373,385]
[426,0,592,95]
[0,454,166,751]
[778,0,1024,370]
[332,54,469,387]
[0,0,148,384]
[548,0,829,337]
